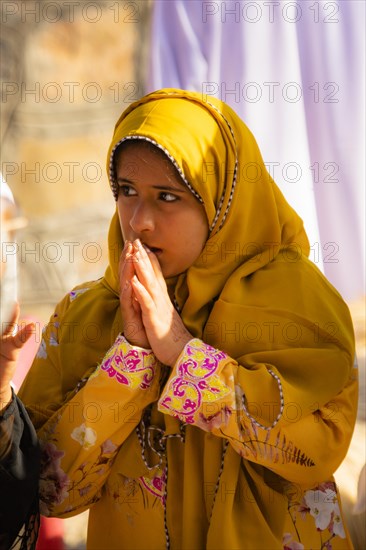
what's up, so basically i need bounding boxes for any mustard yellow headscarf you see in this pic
[101,88,354,409]
[104,88,311,321]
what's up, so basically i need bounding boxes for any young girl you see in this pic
[18,89,357,549]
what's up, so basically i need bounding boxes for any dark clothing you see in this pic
[0,391,40,550]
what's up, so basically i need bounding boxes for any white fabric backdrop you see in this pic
[147,0,365,301]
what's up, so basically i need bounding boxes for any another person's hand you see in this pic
[119,241,150,349]
[128,239,192,366]
[0,304,34,411]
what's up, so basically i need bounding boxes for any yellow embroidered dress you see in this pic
[19,89,357,549]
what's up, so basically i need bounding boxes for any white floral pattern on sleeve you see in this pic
[284,481,346,549]
[35,313,60,359]
[71,423,97,450]
[303,483,345,539]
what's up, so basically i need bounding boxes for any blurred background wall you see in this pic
[1,0,152,325]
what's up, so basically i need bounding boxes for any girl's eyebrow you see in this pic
[117,177,186,193]
[117,177,135,185]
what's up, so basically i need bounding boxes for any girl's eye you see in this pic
[119,185,137,197]
[160,192,179,202]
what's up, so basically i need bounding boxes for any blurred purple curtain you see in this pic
[147,0,365,301]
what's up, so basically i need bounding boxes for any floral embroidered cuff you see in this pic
[99,334,160,390]
[158,338,232,425]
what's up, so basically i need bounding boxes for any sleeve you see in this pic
[23,333,162,518]
[158,338,358,486]
[0,391,40,548]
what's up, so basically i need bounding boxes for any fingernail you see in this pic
[143,244,152,254]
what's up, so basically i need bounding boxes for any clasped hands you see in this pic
[119,239,192,367]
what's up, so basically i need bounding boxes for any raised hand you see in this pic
[0,304,34,411]
[128,239,192,366]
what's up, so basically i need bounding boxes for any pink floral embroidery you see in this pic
[283,533,304,549]
[159,339,231,424]
[140,467,167,505]
[40,415,120,516]
[101,439,118,454]
[39,442,69,516]
[196,406,232,432]
[100,335,159,390]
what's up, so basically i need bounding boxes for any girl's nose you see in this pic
[129,202,155,233]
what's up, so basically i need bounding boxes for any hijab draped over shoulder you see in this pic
[102,88,354,404]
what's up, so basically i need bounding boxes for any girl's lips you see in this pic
[150,248,163,256]
[143,244,163,255]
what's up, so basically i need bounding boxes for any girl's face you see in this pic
[115,142,209,278]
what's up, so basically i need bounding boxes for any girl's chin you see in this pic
[159,261,177,279]
[156,256,187,279]
[162,267,187,279]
